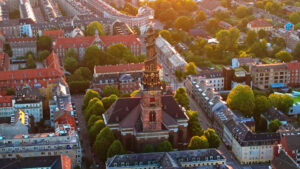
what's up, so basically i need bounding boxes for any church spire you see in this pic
[142,17,161,91]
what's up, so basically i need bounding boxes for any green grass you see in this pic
[262,57,280,64]
[293,95,300,103]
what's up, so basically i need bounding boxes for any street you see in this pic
[188,95,243,169]
[72,95,95,169]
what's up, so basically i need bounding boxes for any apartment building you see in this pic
[7,37,37,58]
[250,63,289,90]
[92,63,144,94]
[106,149,227,168]
[19,0,36,23]
[0,96,14,118]
[196,70,224,91]
[231,123,280,164]
[0,124,82,165]
[58,0,91,17]
[280,134,300,165]
[40,0,62,21]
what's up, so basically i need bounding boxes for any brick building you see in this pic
[223,66,252,90]
[280,134,300,164]
[102,25,188,151]
[42,29,64,41]
[92,63,144,94]
[286,62,300,87]
[7,37,37,58]
[0,52,64,94]
[53,34,141,62]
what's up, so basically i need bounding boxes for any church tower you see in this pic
[141,19,163,132]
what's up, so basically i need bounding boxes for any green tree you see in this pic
[195,10,206,22]
[175,69,185,82]
[88,119,105,144]
[107,140,125,158]
[204,128,220,148]
[133,25,140,35]
[83,89,100,110]
[246,30,258,45]
[205,19,219,35]
[255,116,268,132]
[186,110,203,137]
[226,84,255,117]
[155,140,173,152]
[159,8,177,23]
[103,86,120,97]
[174,87,189,110]
[275,50,293,62]
[269,93,293,114]
[235,6,252,18]
[107,43,133,61]
[86,21,104,36]
[216,28,240,52]
[38,50,50,61]
[254,96,271,116]
[258,29,267,39]
[122,3,138,16]
[84,98,105,120]
[37,36,52,51]
[25,55,36,69]
[87,114,102,129]
[64,57,79,73]
[185,62,198,76]
[4,44,12,57]
[188,136,209,149]
[289,12,300,25]
[293,42,300,58]
[6,88,15,95]
[142,144,155,153]
[250,39,268,58]
[174,16,195,32]
[159,30,173,43]
[93,127,115,161]
[84,45,102,70]
[102,94,118,110]
[268,119,282,132]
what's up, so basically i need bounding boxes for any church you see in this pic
[102,24,189,151]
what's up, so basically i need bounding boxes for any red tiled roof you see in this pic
[0,68,63,81]
[0,96,12,107]
[61,155,72,169]
[7,37,36,42]
[42,29,64,36]
[53,36,94,49]
[94,63,144,74]
[100,34,141,46]
[46,51,64,73]
[53,35,141,49]
[55,112,76,128]
[286,62,300,70]
[248,18,272,28]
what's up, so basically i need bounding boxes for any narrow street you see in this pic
[72,95,95,169]
[188,95,243,169]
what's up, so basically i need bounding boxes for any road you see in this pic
[72,95,95,169]
[188,95,243,169]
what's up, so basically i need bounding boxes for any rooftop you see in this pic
[94,63,144,74]
[248,18,272,28]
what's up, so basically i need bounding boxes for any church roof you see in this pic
[103,96,188,129]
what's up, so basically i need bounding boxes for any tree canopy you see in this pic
[64,57,79,73]
[204,128,221,148]
[186,110,203,137]
[269,93,293,114]
[86,21,105,36]
[188,136,209,149]
[102,94,118,110]
[185,62,198,76]
[87,114,102,129]
[289,12,300,25]
[254,96,271,116]
[88,119,105,144]
[93,127,115,161]
[255,115,268,132]
[174,16,195,32]
[37,36,52,51]
[195,11,206,22]
[83,89,100,110]
[107,140,125,158]
[155,140,173,152]
[216,28,240,52]
[268,119,282,132]
[103,86,120,97]
[174,87,190,110]
[275,50,293,62]
[38,50,50,61]
[226,84,255,117]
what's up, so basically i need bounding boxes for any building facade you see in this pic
[93,63,144,94]
[86,0,153,33]
[223,66,252,90]
[0,124,82,166]
[57,0,91,17]
[250,63,289,90]
[0,96,14,118]
[7,37,37,58]
[280,134,300,164]
[106,149,227,168]
[247,18,273,32]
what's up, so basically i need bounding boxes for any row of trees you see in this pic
[174,87,221,149]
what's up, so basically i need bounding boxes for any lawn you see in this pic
[293,95,300,103]
[262,57,280,64]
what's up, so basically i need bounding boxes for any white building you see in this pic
[195,70,224,91]
[231,123,280,164]
[0,124,82,165]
